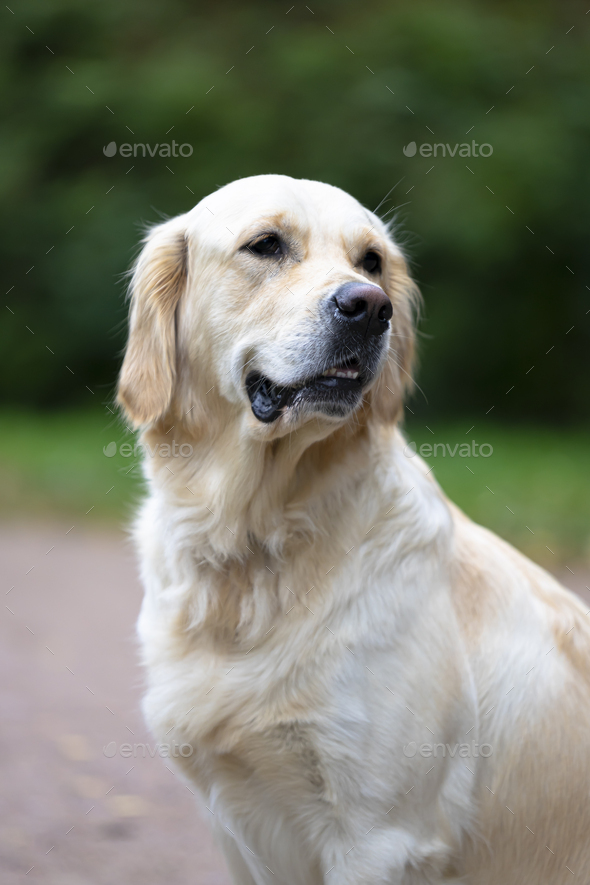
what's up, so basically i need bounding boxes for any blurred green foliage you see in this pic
[1,0,589,420]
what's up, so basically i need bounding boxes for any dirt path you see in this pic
[2,524,589,885]
[0,524,230,885]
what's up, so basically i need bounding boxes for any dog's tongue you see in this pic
[245,373,292,423]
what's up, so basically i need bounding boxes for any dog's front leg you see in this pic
[213,816,324,885]
[322,829,464,885]
[214,824,260,885]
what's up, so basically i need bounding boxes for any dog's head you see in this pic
[118,175,417,439]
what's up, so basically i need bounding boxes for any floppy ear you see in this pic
[117,219,188,426]
[370,245,420,424]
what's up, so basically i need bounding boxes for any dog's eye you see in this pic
[362,251,382,274]
[249,235,282,256]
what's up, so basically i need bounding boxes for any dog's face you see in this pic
[118,175,416,438]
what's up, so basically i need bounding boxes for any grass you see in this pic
[404,420,590,567]
[0,408,145,525]
[0,409,588,565]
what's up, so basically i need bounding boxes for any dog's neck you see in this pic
[136,413,445,649]
[140,407,380,563]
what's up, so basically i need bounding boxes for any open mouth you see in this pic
[246,360,365,423]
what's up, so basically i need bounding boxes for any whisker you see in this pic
[388,353,428,404]
[373,178,405,216]
[381,200,412,221]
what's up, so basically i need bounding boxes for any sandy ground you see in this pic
[1,524,589,885]
[0,524,230,885]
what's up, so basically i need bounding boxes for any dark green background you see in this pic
[2,0,589,422]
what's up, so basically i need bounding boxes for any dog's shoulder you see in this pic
[448,502,590,687]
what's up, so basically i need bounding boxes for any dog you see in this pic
[118,175,590,884]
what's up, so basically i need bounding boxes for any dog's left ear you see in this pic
[118,219,188,426]
[370,246,419,424]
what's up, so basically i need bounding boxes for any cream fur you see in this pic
[118,175,590,884]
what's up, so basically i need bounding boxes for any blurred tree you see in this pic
[1,0,588,421]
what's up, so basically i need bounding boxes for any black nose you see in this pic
[332,282,393,337]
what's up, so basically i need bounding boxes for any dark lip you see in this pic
[246,363,365,423]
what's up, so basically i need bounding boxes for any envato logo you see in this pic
[102,441,194,458]
[103,140,193,158]
[103,741,193,758]
[404,441,493,458]
[403,741,493,758]
[403,141,493,158]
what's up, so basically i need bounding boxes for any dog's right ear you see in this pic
[117,219,188,427]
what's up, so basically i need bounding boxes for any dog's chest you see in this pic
[202,660,340,797]
[214,718,336,806]
[147,630,357,817]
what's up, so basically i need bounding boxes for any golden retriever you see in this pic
[118,174,590,884]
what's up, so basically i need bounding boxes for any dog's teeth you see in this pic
[323,366,359,379]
